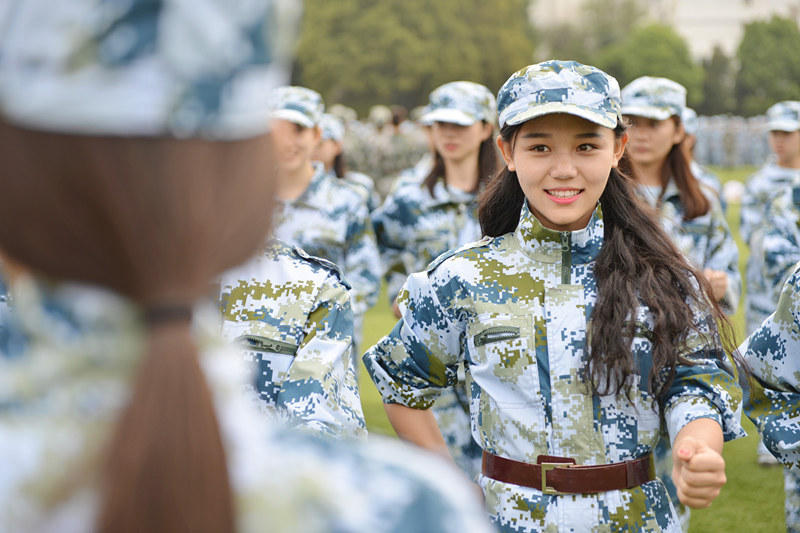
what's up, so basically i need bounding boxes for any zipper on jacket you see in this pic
[560,232,571,285]
[236,334,298,356]
[474,326,520,347]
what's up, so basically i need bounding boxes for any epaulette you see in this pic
[292,246,352,290]
[426,236,493,273]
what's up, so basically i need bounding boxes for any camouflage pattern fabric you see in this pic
[638,181,740,315]
[690,161,724,209]
[766,101,800,133]
[344,171,381,213]
[621,77,686,122]
[740,163,800,334]
[219,240,366,439]
[741,265,800,532]
[365,203,744,532]
[761,182,800,307]
[273,162,381,349]
[421,81,496,126]
[271,86,324,128]
[372,176,484,478]
[0,277,495,532]
[0,0,299,139]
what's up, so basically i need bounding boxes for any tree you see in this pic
[293,0,535,114]
[698,45,735,115]
[594,24,703,107]
[735,16,800,116]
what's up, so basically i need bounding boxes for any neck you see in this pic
[778,154,800,169]
[443,155,480,192]
[276,162,315,201]
[629,160,663,187]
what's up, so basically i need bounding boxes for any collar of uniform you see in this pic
[281,162,330,209]
[423,177,478,209]
[514,201,604,264]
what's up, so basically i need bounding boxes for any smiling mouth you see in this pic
[545,188,583,204]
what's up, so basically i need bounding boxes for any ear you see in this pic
[612,132,628,168]
[672,121,685,146]
[496,134,516,171]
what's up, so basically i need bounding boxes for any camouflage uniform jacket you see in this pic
[273,163,381,320]
[740,163,800,333]
[640,181,740,315]
[372,176,480,303]
[344,171,381,213]
[742,264,800,469]
[364,203,744,532]
[219,240,366,439]
[690,161,725,210]
[0,278,494,533]
[760,182,800,311]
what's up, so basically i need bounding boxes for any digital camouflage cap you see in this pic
[422,81,496,126]
[497,60,621,130]
[621,76,686,121]
[271,86,324,128]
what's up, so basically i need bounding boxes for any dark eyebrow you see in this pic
[520,132,602,139]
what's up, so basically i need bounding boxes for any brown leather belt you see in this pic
[482,451,655,495]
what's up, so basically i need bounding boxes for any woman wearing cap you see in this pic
[365,60,744,532]
[620,77,740,318]
[270,87,381,352]
[313,113,381,212]
[740,101,800,337]
[371,80,499,478]
[0,2,497,532]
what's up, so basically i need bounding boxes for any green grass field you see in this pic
[358,165,786,532]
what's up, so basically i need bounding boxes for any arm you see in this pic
[372,194,412,305]
[279,272,366,439]
[384,403,451,460]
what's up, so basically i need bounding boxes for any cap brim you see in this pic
[621,105,673,121]
[271,109,315,128]
[421,108,477,126]
[768,119,800,132]
[502,102,617,129]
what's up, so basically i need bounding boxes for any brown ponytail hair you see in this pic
[479,121,736,403]
[423,122,499,197]
[0,120,277,532]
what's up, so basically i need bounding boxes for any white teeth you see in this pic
[548,190,580,198]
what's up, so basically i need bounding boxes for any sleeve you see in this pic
[743,265,800,469]
[739,175,763,246]
[363,268,465,409]
[372,191,413,304]
[343,200,381,316]
[662,296,746,446]
[701,201,741,314]
[278,271,367,440]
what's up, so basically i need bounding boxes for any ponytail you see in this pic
[0,121,276,532]
[98,320,234,533]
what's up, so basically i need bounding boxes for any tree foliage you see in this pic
[735,16,800,116]
[293,0,535,114]
[593,24,703,107]
[699,45,735,116]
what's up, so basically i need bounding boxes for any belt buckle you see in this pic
[540,462,571,495]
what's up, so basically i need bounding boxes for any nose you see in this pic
[548,153,578,179]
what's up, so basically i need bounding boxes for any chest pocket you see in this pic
[467,315,539,406]
[237,334,299,407]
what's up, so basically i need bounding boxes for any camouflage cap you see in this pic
[271,86,324,128]
[319,113,345,142]
[422,81,496,126]
[682,107,699,136]
[621,76,686,120]
[0,0,299,139]
[497,60,621,129]
[766,101,800,132]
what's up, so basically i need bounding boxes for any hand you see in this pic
[702,269,728,302]
[671,435,726,508]
[392,299,402,319]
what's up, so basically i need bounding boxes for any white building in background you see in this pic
[529,0,800,59]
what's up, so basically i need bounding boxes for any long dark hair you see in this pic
[479,121,734,403]
[621,116,710,220]
[423,122,499,196]
[0,121,278,533]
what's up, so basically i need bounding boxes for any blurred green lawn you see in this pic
[358,165,785,532]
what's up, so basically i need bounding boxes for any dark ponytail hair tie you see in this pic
[142,304,193,326]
